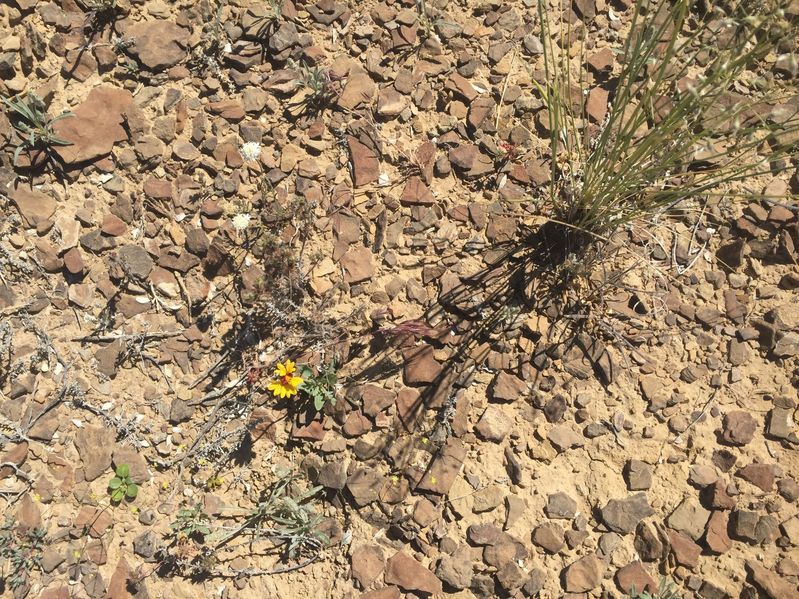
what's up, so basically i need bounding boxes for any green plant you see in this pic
[170,504,212,541]
[299,360,338,411]
[629,576,681,599]
[2,92,72,167]
[0,519,46,590]
[536,0,799,247]
[288,59,343,113]
[108,464,139,503]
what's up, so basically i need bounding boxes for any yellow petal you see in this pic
[267,381,278,392]
[285,359,295,373]
[276,363,287,376]
[289,376,303,388]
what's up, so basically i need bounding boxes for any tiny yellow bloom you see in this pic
[267,359,303,399]
[161,481,170,490]
[32,493,41,502]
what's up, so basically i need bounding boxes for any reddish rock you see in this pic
[399,176,435,205]
[63,247,85,274]
[746,559,798,598]
[10,187,57,228]
[347,136,380,186]
[101,214,127,237]
[360,588,400,599]
[491,371,527,401]
[402,344,442,385]
[586,87,609,122]
[351,544,385,588]
[384,552,442,595]
[340,245,374,283]
[125,20,190,71]
[564,554,603,592]
[704,510,732,554]
[667,529,701,569]
[737,463,777,492]
[721,410,757,445]
[615,561,656,595]
[54,86,134,166]
[448,145,494,178]
[416,437,466,495]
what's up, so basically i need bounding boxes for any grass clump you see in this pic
[629,577,682,598]
[2,92,72,168]
[536,0,799,253]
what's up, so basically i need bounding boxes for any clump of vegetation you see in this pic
[2,92,72,168]
[160,469,327,578]
[287,59,343,115]
[629,577,682,599]
[536,0,799,254]
[108,464,139,503]
[298,361,339,412]
[170,504,212,542]
[0,519,46,590]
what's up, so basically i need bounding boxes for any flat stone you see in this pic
[10,187,57,227]
[74,425,115,481]
[384,551,442,595]
[737,462,777,492]
[125,20,190,70]
[436,545,473,590]
[601,493,655,534]
[546,492,577,519]
[474,405,512,442]
[624,460,652,491]
[721,411,757,445]
[532,522,565,553]
[54,87,134,166]
[704,510,732,554]
[347,136,379,186]
[547,425,584,452]
[416,437,466,495]
[351,544,385,588]
[402,344,442,385]
[746,559,798,598]
[667,497,710,541]
[667,529,701,569]
[615,561,657,595]
[563,554,603,593]
[491,371,527,401]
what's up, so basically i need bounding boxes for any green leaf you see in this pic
[313,395,325,411]
[116,464,130,478]
[125,483,139,499]
[111,488,124,502]
[108,477,122,490]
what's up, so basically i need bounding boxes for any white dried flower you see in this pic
[231,212,252,231]
[240,141,262,162]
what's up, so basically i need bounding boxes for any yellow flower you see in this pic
[267,359,303,398]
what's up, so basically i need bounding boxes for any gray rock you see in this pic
[601,493,655,534]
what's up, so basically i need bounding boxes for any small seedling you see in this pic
[299,361,338,411]
[170,505,212,541]
[108,464,139,503]
[2,92,72,168]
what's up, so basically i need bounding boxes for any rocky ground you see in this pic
[1,0,799,598]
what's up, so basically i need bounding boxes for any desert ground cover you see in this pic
[1,0,799,597]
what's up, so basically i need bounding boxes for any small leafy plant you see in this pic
[0,519,46,590]
[108,464,139,503]
[299,361,338,411]
[170,504,212,541]
[629,577,681,599]
[2,92,72,167]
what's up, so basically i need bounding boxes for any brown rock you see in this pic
[704,510,732,554]
[667,497,710,541]
[667,529,701,569]
[721,411,757,445]
[491,371,527,401]
[474,405,512,442]
[10,187,57,227]
[351,544,385,588]
[384,551,443,595]
[402,344,442,385]
[564,554,603,593]
[126,20,190,71]
[615,561,656,595]
[601,493,655,534]
[746,560,798,598]
[399,176,435,205]
[54,87,134,166]
[74,426,115,481]
[586,87,609,122]
[448,145,494,178]
[360,588,400,599]
[101,214,127,237]
[63,247,85,274]
[348,136,379,186]
[416,437,466,495]
[532,522,565,553]
[737,462,777,492]
[340,245,374,284]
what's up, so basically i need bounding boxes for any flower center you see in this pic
[280,374,293,385]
